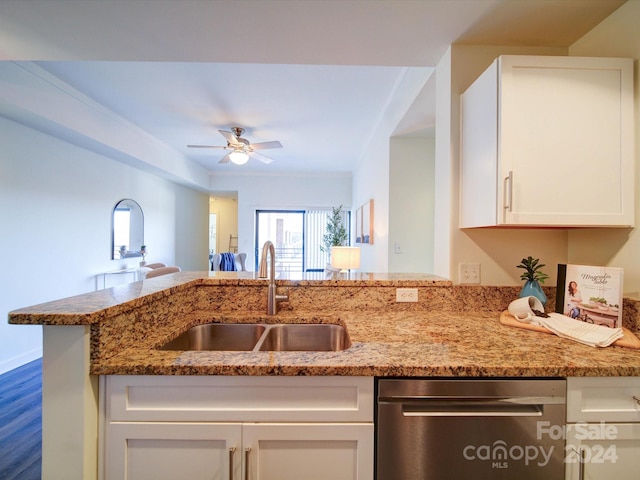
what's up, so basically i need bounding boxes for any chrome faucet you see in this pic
[258,241,289,315]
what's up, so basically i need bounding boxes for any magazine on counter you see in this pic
[555,264,624,328]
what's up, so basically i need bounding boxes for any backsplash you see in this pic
[193,283,550,314]
[192,282,640,333]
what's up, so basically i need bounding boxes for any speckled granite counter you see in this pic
[9,271,640,377]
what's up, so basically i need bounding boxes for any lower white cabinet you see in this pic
[107,421,372,480]
[101,376,374,480]
[565,423,640,479]
[566,377,640,479]
[107,422,241,480]
[242,423,371,480]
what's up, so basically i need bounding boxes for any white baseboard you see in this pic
[0,348,43,376]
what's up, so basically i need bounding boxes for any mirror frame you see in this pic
[111,199,144,260]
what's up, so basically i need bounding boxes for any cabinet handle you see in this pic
[244,447,251,480]
[229,447,236,480]
[578,446,585,480]
[504,171,513,213]
[633,395,640,406]
[568,445,585,480]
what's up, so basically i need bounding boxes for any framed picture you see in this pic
[355,206,362,244]
[355,199,374,245]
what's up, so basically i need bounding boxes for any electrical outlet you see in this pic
[396,288,418,302]
[459,263,481,284]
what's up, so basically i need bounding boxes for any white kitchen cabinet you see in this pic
[101,376,374,480]
[243,423,372,480]
[106,422,372,480]
[460,55,634,228]
[565,377,640,479]
[107,422,242,480]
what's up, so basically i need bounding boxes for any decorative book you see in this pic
[556,264,623,328]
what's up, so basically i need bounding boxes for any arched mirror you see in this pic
[111,199,144,260]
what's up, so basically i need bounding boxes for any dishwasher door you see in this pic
[376,379,566,480]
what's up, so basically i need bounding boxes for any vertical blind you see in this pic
[305,209,349,271]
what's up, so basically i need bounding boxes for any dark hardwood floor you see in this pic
[0,358,42,480]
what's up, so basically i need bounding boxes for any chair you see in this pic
[137,262,169,280]
[145,266,181,278]
[211,253,247,271]
[144,262,167,269]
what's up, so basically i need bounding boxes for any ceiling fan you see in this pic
[187,127,282,165]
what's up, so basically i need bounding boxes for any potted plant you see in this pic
[516,256,549,306]
[320,205,348,261]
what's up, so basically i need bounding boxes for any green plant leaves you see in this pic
[516,255,549,283]
[320,205,348,254]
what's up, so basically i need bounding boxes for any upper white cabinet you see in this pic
[460,55,634,228]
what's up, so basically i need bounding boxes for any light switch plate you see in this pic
[396,288,418,302]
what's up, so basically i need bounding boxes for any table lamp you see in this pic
[330,246,361,278]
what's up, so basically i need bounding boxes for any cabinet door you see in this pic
[499,55,634,227]
[105,422,242,480]
[460,59,500,228]
[565,423,640,479]
[460,55,633,228]
[567,376,640,423]
[243,423,374,480]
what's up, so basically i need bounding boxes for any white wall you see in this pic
[0,117,209,374]
[174,184,209,272]
[210,196,239,255]
[353,67,433,272]
[210,173,352,270]
[388,136,435,273]
[433,49,453,279]
[568,0,640,298]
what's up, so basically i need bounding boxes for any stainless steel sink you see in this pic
[159,323,350,352]
[160,323,266,351]
[257,324,350,352]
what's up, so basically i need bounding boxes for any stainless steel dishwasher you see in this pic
[376,378,566,480]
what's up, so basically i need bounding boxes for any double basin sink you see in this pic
[160,322,350,352]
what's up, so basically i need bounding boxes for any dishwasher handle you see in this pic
[383,396,561,417]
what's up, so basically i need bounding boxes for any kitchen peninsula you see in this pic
[9,271,640,479]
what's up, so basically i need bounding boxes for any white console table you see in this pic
[95,267,139,290]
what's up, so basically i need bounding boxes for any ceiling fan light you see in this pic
[229,150,249,165]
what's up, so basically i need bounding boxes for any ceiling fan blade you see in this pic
[218,153,232,164]
[219,129,240,145]
[187,144,226,149]
[250,140,283,150]
[248,151,273,164]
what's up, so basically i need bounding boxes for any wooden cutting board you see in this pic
[500,311,640,349]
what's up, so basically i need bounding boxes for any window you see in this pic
[255,209,350,272]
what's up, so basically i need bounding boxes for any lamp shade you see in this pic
[229,150,249,165]
[330,246,361,270]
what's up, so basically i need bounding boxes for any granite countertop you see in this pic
[9,271,640,377]
[7,271,450,325]
[91,309,640,377]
